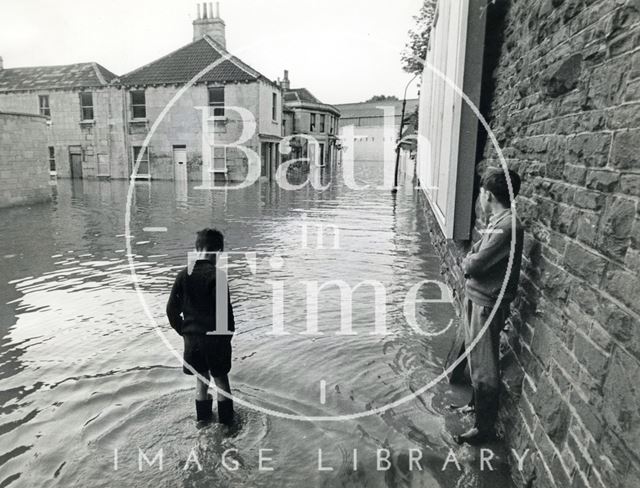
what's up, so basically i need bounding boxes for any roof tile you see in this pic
[0,62,117,92]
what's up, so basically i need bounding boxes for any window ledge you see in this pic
[130,118,148,124]
[210,168,228,174]
[80,119,95,125]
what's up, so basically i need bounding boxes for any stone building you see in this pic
[280,70,340,171]
[336,98,419,162]
[0,2,282,185]
[114,2,283,183]
[0,60,118,179]
[0,111,50,207]
[415,0,640,487]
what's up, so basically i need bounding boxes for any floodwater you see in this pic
[0,162,513,487]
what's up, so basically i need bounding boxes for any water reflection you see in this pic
[0,162,513,487]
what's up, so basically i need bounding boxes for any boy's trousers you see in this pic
[463,297,508,433]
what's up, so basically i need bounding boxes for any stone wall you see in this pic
[124,81,273,182]
[0,88,117,179]
[419,0,640,487]
[0,112,50,207]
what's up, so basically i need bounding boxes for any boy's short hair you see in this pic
[195,228,224,252]
[481,169,522,207]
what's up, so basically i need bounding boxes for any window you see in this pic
[272,92,278,121]
[48,146,56,172]
[208,86,225,117]
[80,92,94,121]
[329,116,334,134]
[212,146,226,172]
[320,114,326,132]
[310,113,316,132]
[132,146,150,177]
[39,95,50,117]
[131,91,146,119]
[415,0,484,239]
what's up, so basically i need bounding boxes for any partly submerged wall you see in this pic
[418,0,640,487]
[0,111,51,208]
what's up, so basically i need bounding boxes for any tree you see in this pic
[365,95,400,103]
[401,0,438,76]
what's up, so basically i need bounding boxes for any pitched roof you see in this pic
[0,62,117,93]
[118,35,274,87]
[335,99,420,119]
[284,88,321,104]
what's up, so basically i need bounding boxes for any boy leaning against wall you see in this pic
[453,168,525,445]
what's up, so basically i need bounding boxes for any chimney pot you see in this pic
[216,2,220,18]
[192,1,225,46]
[281,70,290,90]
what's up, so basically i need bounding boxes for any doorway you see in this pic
[69,146,83,179]
[173,145,187,181]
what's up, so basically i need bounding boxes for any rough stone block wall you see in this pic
[0,88,115,179]
[0,112,50,207]
[420,0,640,487]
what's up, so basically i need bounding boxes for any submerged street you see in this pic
[0,162,513,487]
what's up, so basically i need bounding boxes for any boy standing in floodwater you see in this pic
[454,169,524,445]
[166,228,235,427]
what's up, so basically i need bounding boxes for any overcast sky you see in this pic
[0,0,423,104]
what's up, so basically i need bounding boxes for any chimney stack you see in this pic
[281,70,290,90]
[193,2,226,47]
[0,56,3,70]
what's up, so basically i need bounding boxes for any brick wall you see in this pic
[419,0,640,487]
[0,112,50,207]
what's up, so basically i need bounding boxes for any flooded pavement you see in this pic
[0,162,513,487]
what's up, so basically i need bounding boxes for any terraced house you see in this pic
[0,59,118,179]
[281,70,340,172]
[0,2,283,184]
[115,2,283,183]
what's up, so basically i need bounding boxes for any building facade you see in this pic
[115,3,283,183]
[336,98,418,163]
[415,1,640,487]
[0,61,118,179]
[0,2,283,184]
[280,70,340,171]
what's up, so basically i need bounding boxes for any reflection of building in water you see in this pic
[280,70,341,171]
[335,99,418,162]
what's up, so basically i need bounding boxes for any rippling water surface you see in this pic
[0,163,513,487]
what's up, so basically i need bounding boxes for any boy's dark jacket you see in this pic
[462,208,524,307]
[166,259,235,336]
